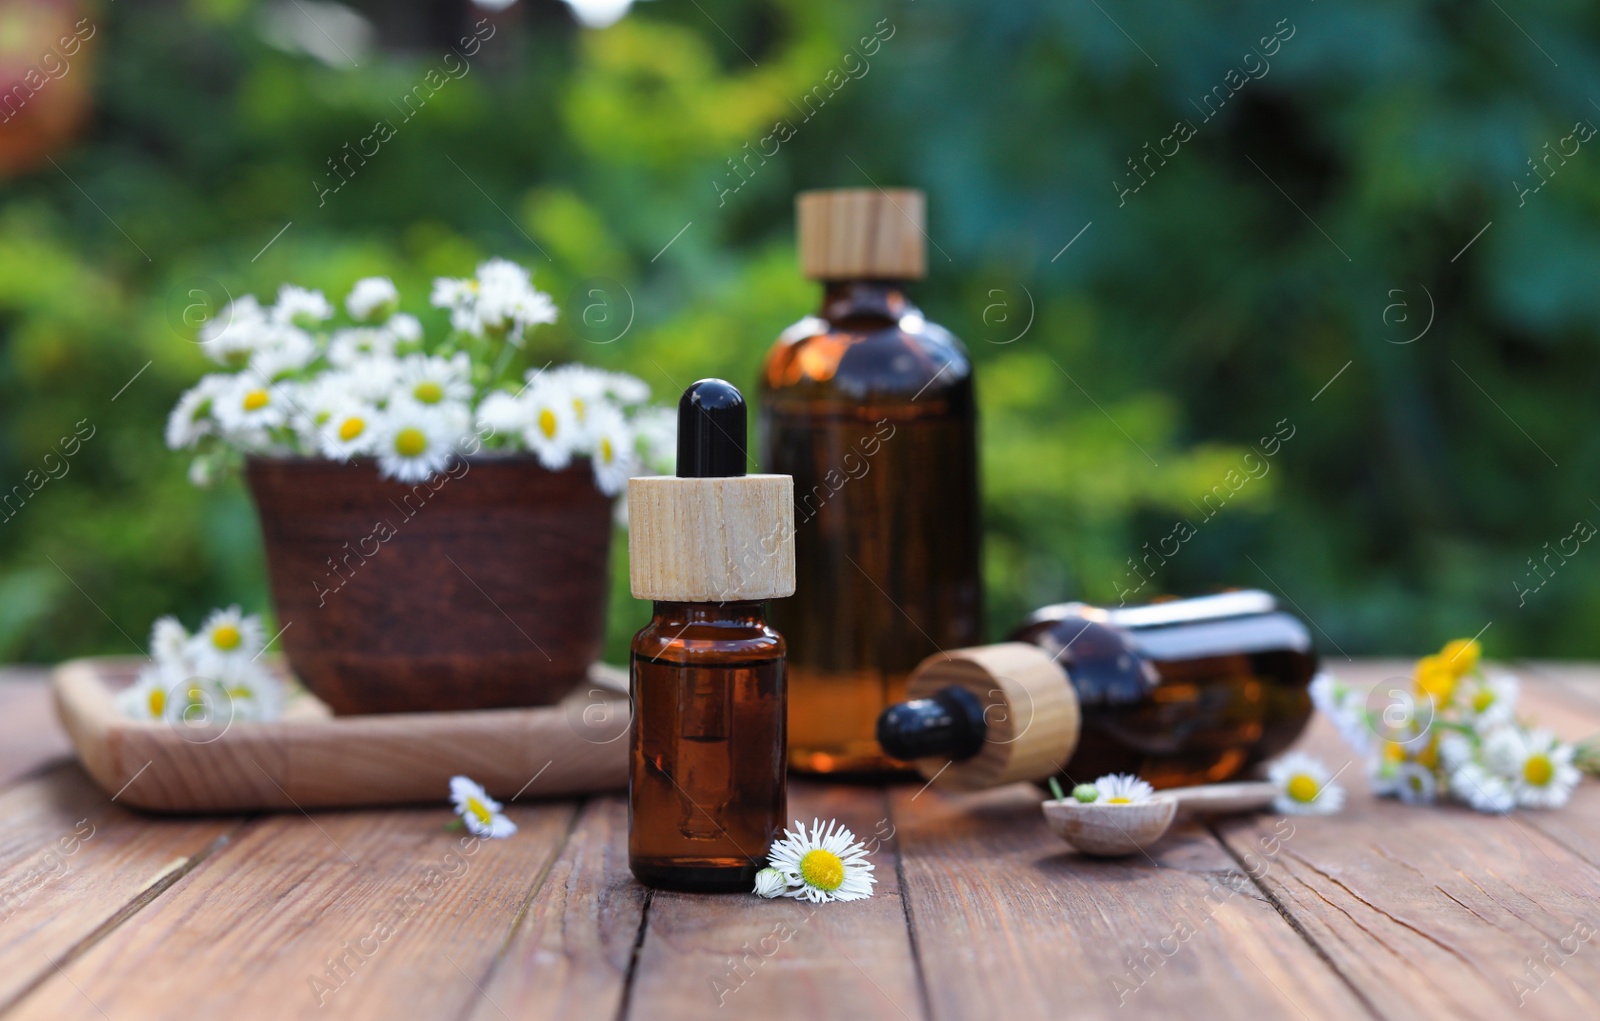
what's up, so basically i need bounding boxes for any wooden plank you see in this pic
[0,672,72,787]
[1211,663,1600,1021]
[626,781,925,1019]
[466,796,645,1021]
[892,778,1372,1021]
[0,764,239,1013]
[7,801,580,1021]
[1498,665,1600,874]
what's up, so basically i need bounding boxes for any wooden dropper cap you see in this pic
[797,188,927,280]
[628,379,795,602]
[877,643,1081,791]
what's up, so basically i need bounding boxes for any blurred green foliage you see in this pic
[2,0,1598,666]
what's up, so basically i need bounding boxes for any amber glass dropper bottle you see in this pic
[627,379,796,891]
[875,590,1318,792]
[760,188,983,776]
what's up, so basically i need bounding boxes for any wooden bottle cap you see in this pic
[903,642,1081,791]
[797,188,927,281]
[627,475,796,602]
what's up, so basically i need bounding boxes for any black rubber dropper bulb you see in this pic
[677,378,747,479]
[876,687,988,762]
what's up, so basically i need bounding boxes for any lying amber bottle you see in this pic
[760,188,983,776]
[628,380,795,890]
[875,590,1317,791]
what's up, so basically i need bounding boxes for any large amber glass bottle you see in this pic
[876,590,1319,791]
[760,189,983,775]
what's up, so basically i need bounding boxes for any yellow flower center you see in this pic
[1286,774,1320,803]
[572,397,586,423]
[600,437,614,464]
[1106,797,1131,804]
[466,797,493,826]
[538,408,558,440]
[211,624,242,651]
[413,381,444,404]
[394,427,428,457]
[1472,689,1495,713]
[147,687,166,717]
[338,416,366,441]
[1524,754,1554,787]
[799,848,845,891]
[242,389,270,411]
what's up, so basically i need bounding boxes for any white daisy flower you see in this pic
[339,357,403,404]
[522,381,581,471]
[213,375,291,435]
[209,659,286,723]
[271,284,333,328]
[586,403,635,497]
[386,312,423,344]
[188,605,266,673]
[1461,673,1519,734]
[1437,730,1475,771]
[765,818,876,903]
[165,374,233,449]
[1310,672,1371,754]
[431,258,557,346]
[1485,728,1581,809]
[450,776,517,838]
[247,326,319,381]
[475,390,532,442]
[1393,763,1437,806]
[1268,752,1345,815]
[603,370,651,405]
[552,365,612,433]
[318,401,380,461]
[346,276,399,322]
[375,400,466,483]
[397,353,473,408]
[328,327,398,368]
[199,295,271,368]
[753,866,790,899]
[150,616,190,665]
[1092,773,1155,805]
[1450,760,1516,814]
[117,663,184,722]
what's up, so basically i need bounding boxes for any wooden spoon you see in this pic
[1041,781,1277,857]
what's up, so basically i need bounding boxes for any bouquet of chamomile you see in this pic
[1314,639,1598,812]
[166,259,673,494]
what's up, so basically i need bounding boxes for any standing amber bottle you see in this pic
[875,590,1319,792]
[627,380,796,891]
[760,189,983,775]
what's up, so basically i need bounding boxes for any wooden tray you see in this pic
[52,656,630,813]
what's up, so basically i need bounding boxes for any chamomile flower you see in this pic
[1485,728,1581,809]
[150,616,190,665]
[1268,752,1345,815]
[199,295,271,367]
[386,312,423,345]
[165,374,232,449]
[340,356,403,404]
[475,390,531,441]
[188,605,266,673]
[318,401,380,461]
[346,277,399,322]
[450,776,517,838]
[1310,672,1371,754]
[248,327,319,382]
[397,353,473,407]
[117,664,183,722]
[630,404,677,475]
[1392,763,1437,806]
[271,285,333,328]
[328,327,398,368]
[586,403,635,496]
[1093,773,1155,805]
[375,400,465,483]
[765,818,876,903]
[1449,760,1515,814]
[208,660,285,723]
[431,259,557,346]
[522,381,581,471]
[214,375,291,436]
[753,867,790,899]
[1460,673,1519,733]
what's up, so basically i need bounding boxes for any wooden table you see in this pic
[2,661,1599,1021]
